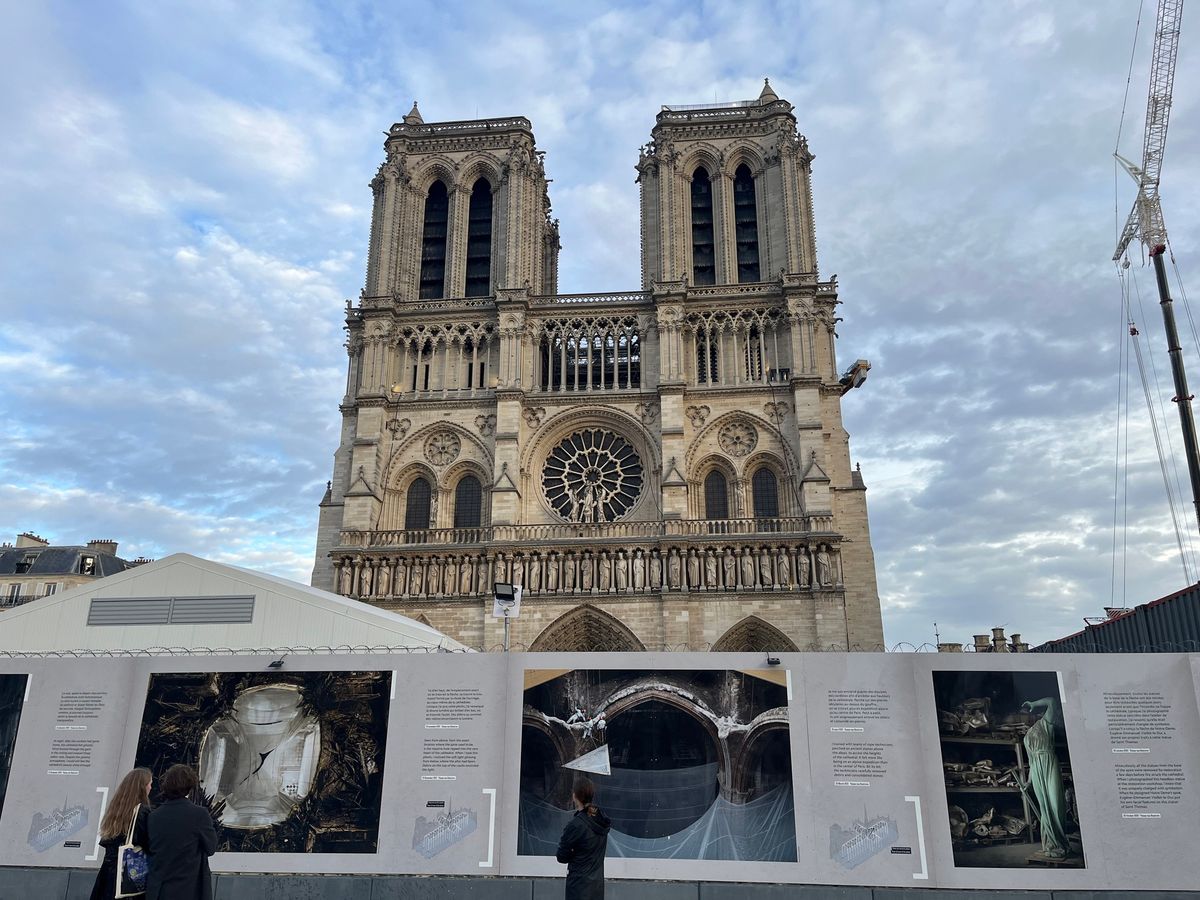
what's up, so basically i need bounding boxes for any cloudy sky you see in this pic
[2,0,1199,649]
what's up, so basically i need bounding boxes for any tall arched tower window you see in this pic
[704,470,729,519]
[691,168,715,286]
[752,467,779,518]
[405,477,432,529]
[733,164,760,282]
[419,180,449,299]
[465,179,493,297]
[453,475,483,528]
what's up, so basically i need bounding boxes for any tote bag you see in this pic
[115,805,148,898]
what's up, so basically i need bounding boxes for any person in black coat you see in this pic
[556,778,611,900]
[90,767,152,900]
[145,764,217,900]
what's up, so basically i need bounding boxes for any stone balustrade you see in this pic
[338,516,834,549]
[333,540,843,601]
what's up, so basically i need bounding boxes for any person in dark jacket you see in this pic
[90,767,151,900]
[145,764,216,900]
[556,778,611,900]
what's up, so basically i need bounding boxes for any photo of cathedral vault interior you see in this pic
[311,80,884,652]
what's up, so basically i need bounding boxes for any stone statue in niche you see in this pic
[394,558,408,596]
[739,547,755,589]
[527,555,541,593]
[614,550,628,592]
[511,555,524,588]
[798,547,811,588]
[547,552,560,592]
[339,564,352,596]
[377,561,391,597]
[580,552,594,591]
[816,545,832,587]
[686,548,700,590]
[494,552,508,585]
[359,564,373,597]
[758,548,773,587]
[649,549,663,589]
[598,551,611,592]
[427,557,442,595]
[459,557,472,595]
[722,548,736,590]
[475,556,489,592]
[667,548,682,590]
[410,559,425,596]
[632,549,646,590]
[564,552,577,592]
[704,549,718,590]
[776,546,792,587]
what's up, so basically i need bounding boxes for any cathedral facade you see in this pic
[311,82,885,652]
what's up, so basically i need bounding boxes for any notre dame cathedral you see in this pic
[311,80,885,652]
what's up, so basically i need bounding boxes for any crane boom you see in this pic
[1113,0,1184,260]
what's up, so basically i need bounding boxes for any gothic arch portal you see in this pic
[711,615,798,652]
[530,606,646,652]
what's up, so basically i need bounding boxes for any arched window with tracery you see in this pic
[744,325,764,381]
[453,475,483,528]
[691,167,715,286]
[751,467,779,519]
[704,470,729,519]
[733,164,760,282]
[419,180,449,299]
[695,324,719,384]
[405,477,432,530]
[537,318,641,392]
[465,179,493,297]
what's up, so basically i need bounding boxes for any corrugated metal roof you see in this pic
[1033,583,1200,652]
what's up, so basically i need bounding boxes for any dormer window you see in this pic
[15,552,37,573]
[79,555,96,575]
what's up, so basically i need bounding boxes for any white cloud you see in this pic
[2,0,1199,649]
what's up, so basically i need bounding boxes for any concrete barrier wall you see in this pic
[2,868,1199,900]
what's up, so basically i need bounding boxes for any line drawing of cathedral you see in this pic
[311,80,884,652]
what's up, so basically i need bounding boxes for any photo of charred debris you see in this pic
[518,669,795,861]
[135,670,391,853]
[0,674,27,822]
[932,670,1084,869]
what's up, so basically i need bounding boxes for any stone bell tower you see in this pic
[313,87,885,653]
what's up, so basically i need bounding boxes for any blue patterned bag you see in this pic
[116,806,148,897]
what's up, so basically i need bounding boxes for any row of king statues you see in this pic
[336,543,843,599]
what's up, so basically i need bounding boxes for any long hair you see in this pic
[573,778,599,817]
[100,768,152,840]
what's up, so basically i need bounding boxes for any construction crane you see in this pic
[1112,0,1200,534]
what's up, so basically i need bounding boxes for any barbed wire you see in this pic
[0,641,956,658]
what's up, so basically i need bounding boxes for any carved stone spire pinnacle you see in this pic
[758,78,779,104]
[404,101,424,125]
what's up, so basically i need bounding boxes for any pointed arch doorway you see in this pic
[530,606,645,652]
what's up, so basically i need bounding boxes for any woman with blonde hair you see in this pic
[91,767,151,900]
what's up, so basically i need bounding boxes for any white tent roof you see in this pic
[0,553,464,654]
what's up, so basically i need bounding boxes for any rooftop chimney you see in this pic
[992,627,1009,652]
[937,642,964,653]
[16,532,49,548]
[86,539,119,556]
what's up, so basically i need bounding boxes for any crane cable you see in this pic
[1110,270,1131,610]
[1125,266,1195,583]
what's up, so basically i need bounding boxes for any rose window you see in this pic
[718,421,758,457]
[424,430,461,466]
[542,429,644,523]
